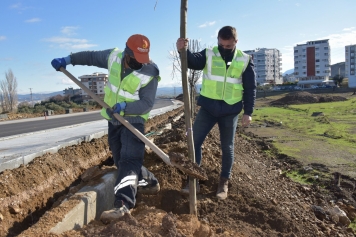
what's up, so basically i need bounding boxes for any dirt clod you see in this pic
[169,152,208,180]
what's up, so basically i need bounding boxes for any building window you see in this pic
[303,72,306,74]
[294,50,298,53]
[316,59,320,62]
[324,47,328,50]
[324,53,328,56]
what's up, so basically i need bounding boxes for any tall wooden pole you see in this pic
[180,0,197,215]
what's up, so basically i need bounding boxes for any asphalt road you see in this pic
[0,99,175,138]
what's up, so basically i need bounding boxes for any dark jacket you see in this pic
[186,48,256,117]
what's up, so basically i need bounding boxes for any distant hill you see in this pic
[156,84,202,98]
[283,69,294,76]
[16,85,202,103]
[331,62,345,77]
[18,91,64,102]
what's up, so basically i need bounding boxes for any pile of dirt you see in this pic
[270,91,348,106]
[1,107,355,236]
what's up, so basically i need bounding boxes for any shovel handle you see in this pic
[59,67,172,166]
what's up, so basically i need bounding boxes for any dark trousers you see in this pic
[108,122,158,209]
[193,107,238,179]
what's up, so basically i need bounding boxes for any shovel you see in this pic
[60,68,207,180]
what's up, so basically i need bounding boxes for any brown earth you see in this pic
[0,105,356,236]
[269,91,348,106]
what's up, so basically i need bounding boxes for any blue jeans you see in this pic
[193,107,239,179]
[108,122,157,209]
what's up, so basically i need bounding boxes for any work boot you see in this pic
[216,177,229,200]
[181,178,200,195]
[137,180,160,195]
[100,201,130,224]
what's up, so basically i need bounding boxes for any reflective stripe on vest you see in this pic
[100,49,156,121]
[201,47,250,105]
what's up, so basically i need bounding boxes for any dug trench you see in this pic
[0,107,355,236]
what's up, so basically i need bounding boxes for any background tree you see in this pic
[0,69,18,112]
[170,39,203,117]
[257,83,273,98]
[332,74,344,87]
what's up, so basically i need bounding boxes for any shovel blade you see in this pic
[169,152,208,180]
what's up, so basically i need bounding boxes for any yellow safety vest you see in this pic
[201,46,250,105]
[100,48,159,121]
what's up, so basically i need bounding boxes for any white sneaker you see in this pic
[100,205,130,224]
[137,182,160,195]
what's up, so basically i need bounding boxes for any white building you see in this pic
[345,45,356,88]
[283,73,297,83]
[294,39,331,86]
[78,72,108,102]
[244,48,283,85]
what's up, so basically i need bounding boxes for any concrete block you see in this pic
[49,191,97,234]
[0,157,23,173]
[48,170,117,234]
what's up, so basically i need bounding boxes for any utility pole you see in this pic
[29,88,33,107]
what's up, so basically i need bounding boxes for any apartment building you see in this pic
[345,45,356,88]
[294,39,331,86]
[244,48,283,85]
[78,72,108,102]
[63,87,81,96]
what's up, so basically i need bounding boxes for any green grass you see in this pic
[286,170,315,185]
[349,219,356,232]
[252,98,356,147]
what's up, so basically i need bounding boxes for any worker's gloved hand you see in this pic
[51,56,71,71]
[112,102,126,114]
[106,102,127,126]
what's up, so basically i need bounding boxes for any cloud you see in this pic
[199,21,216,28]
[210,28,219,38]
[10,3,22,9]
[43,37,97,49]
[25,18,41,23]
[343,27,355,31]
[61,26,79,36]
[0,57,14,61]
[326,29,356,48]
[281,28,356,70]
[59,78,75,85]
[0,36,6,41]
[9,3,32,11]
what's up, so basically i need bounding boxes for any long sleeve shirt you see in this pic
[186,48,256,116]
[70,49,159,124]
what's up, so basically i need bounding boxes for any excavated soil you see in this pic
[269,91,348,106]
[1,107,356,236]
